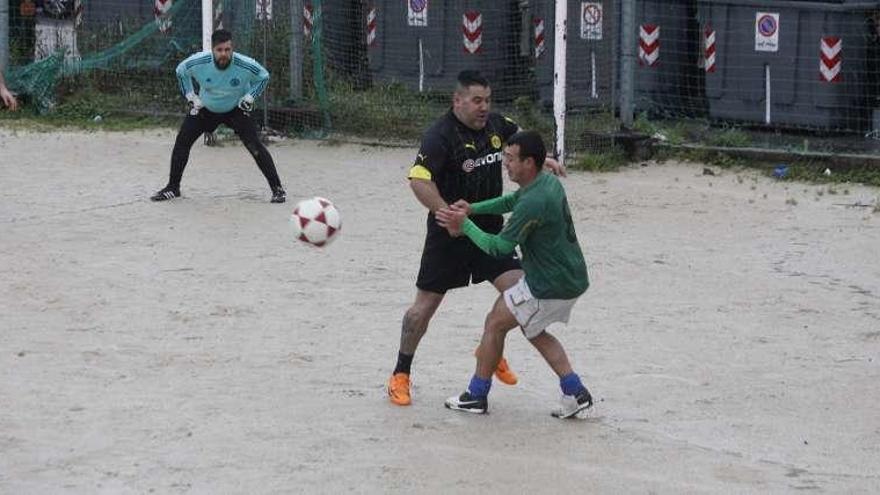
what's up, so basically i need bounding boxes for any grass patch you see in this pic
[706,128,752,148]
[656,147,751,169]
[570,149,628,173]
[0,109,178,132]
[327,80,446,141]
[633,113,705,146]
[1,71,182,131]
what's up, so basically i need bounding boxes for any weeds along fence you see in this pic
[2,0,880,166]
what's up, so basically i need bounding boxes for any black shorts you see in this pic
[416,229,521,294]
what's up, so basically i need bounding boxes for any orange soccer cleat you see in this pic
[494,356,519,385]
[475,347,519,385]
[387,372,412,406]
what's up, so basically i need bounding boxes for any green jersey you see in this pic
[462,172,588,299]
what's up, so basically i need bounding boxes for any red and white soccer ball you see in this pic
[290,197,342,247]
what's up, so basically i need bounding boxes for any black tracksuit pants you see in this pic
[166,108,282,191]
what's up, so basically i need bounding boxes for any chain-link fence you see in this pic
[2,0,879,162]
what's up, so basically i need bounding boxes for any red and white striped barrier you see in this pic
[820,36,842,83]
[463,11,482,54]
[704,27,716,73]
[304,3,313,39]
[154,0,172,33]
[366,7,377,48]
[638,24,659,67]
[534,17,545,59]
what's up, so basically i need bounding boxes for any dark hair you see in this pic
[506,131,546,169]
[456,70,490,91]
[212,29,233,46]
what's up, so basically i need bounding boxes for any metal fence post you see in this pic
[290,0,303,102]
[620,0,634,129]
[0,0,9,71]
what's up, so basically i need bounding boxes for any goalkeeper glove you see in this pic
[185,92,204,116]
[238,94,255,113]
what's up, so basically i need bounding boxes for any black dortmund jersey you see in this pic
[411,110,519,235]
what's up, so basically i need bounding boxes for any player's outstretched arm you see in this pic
[409,178,448,213]
[435,206,466,236]
[469,193,516,215]
[460,219,517,257]
[436,207,517,256]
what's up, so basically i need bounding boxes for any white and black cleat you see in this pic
[444,391,488,414]
[552,388,593,419]
[271,186,286,203]
[150,187,180,201]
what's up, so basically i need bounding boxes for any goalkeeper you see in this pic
[151,29,286,203]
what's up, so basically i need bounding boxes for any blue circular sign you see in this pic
[758,15,777,37]
[410,0,427,13]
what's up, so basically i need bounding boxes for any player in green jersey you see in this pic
[435,130,593,418]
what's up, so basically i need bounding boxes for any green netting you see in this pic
[5,54,62,112]
[310,0,331,132]
[6,0,199,113]
[4,0,332,131]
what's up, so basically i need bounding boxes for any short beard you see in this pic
[214,58,230,69]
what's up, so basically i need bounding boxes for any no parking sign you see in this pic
[580,2,602,41]
[408,0,428,27]
[755,12,779,52]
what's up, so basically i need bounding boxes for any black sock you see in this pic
[393,352,414,375]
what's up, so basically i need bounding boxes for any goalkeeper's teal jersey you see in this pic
[176,52,269,113]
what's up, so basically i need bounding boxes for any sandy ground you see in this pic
[1,128,879,494]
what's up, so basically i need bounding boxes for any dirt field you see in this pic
[1,128,879,494]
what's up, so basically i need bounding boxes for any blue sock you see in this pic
[467,375,492,399]
[560,372,587,397]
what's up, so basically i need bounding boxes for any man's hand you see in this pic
[238,94,255,113]
[435,204,468,237]
[185,92,203,116]
[451,199,472,215]
[1,86,18,111]
[543,156,566,177]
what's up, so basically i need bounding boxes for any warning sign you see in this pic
[755,12,779,52]
[408,0,428,27]
[580,2,602,41]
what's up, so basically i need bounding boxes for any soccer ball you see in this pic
[290,197,342,247]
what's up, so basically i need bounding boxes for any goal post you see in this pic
[553,0,567,166]
[201,0,212,51]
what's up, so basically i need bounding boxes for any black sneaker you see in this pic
[150,187,180,201]
[271,186,286,203]
[444,391,488,414]
[552,388,593,419]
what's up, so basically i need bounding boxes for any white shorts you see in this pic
[503,277,578,339]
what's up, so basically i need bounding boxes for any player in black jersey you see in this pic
[388,70,565,406]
